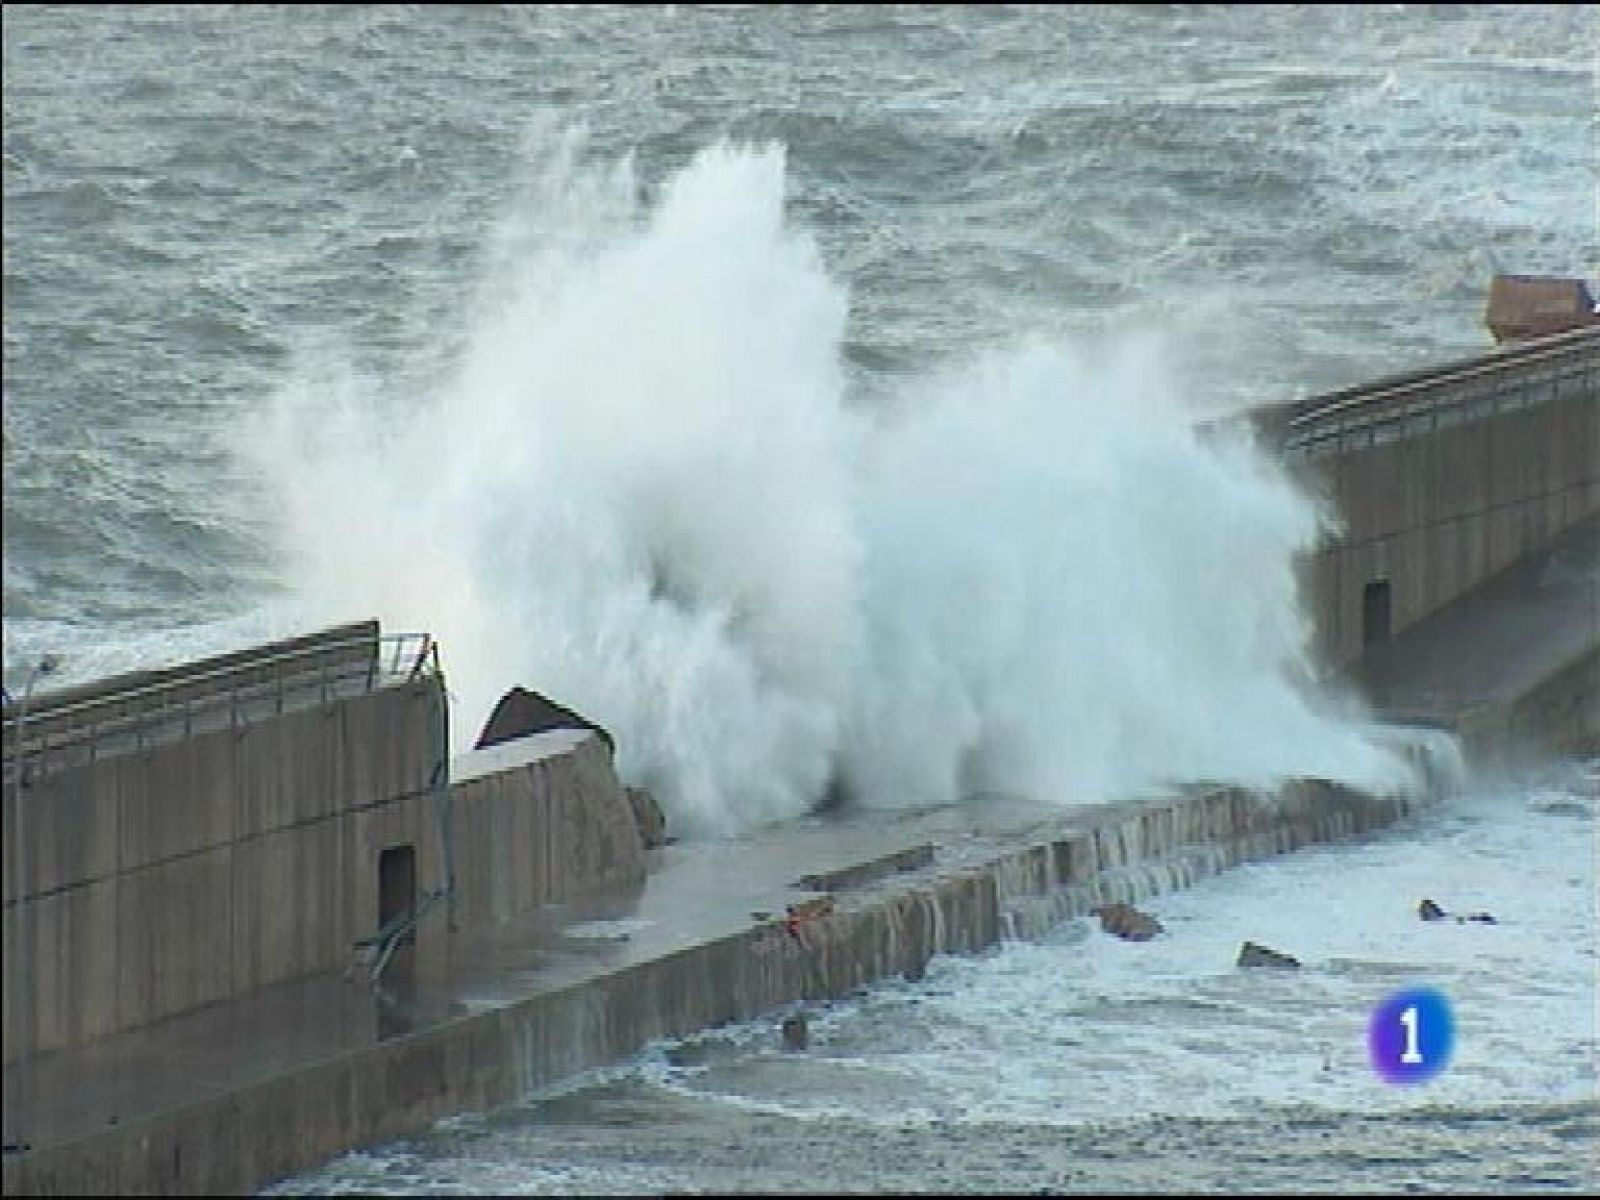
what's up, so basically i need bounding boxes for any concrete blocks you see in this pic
[0,774,1453,1198]
[1398,431,1437,533]
[7,755,121,902]
[1298,375,1597,676]
[1554,392,1599,496]
[4,674,449,1062]
[1335,434,1409,543]
[1432,418,1492,524]
[1487,504,1530,580]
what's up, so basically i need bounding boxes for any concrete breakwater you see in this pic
[3,739,1453,1197]
[4,327,1591,1195]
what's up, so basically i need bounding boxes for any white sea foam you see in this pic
[637,771,1596,1126]
[245,132,1419,837]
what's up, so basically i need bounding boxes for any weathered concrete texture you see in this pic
[1352,513,1599,766]
[2,678,442,1063]
[1258,328,1598,675]
[1289,390,1597,673]
[798,843,934,893]
[1473,643,1600,764]
[447,730,648,928]
[0,766,1443,1197]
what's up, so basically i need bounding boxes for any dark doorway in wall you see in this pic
[1362,579,1392,648]
[375,843,418,1038]
[378,844,416,949]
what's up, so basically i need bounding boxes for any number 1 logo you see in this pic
[1370,988,1453,1084]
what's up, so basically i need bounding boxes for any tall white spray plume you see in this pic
[245,130,1417,838]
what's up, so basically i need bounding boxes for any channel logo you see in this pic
[1368,987,1454,1085]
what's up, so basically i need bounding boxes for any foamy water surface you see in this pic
[6,6,1596,1192]
[275,767,1598,1194]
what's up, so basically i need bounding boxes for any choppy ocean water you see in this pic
[5,4,1597,1192]
[270,766,1597,1195]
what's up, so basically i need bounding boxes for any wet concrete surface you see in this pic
[1352,513,1598,730]
[2,782,1095,1159]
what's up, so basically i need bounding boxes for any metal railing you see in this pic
[1276,326,1600,458]
[2,624,440,786]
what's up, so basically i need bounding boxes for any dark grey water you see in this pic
[6,5,1597,1193]
[5,4,1593,681]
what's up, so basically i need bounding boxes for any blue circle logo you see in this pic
[1368,987,1454,1084]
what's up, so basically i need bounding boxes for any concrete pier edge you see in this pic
[4,772,1436,1196]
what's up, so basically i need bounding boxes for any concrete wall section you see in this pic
[341,684,441,815]
[2,677,443,1063]
[115,848,236,1034]
[124,725,238,872]
[1453,644,1600,767]
[0,776,1431,1197]
[28,877,120,1055]
[234,703,344,840]
[344,788,451,968]
[446,731,648,929]
[2,688,650,1065]
[231,820,347,998]
[1290,390,1598,672]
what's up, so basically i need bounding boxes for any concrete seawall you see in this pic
[4,332,1593,1195]
[2,676,442,1062]
[1350,513,1599,769]
[3,756,1446,1196]
[1277,338,1597,673]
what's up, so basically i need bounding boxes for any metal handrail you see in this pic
[1285,325,1600,430]
[7,658,367,762]
[3,631,430,731]
[2,632,437,776]
[1282,328,1598,447]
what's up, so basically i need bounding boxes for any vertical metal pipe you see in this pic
[9,653,59,1152]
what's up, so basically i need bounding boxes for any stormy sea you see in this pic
[4,5,1595,1193]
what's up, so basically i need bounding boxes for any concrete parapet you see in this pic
[25,877,120,1055]
[447,731,647,928]
[340,684,440,816]
[233,704,343,839]
[231,820,346,997]
[798,843,935,893]
[3,676,444,1066]
[123,724,237,873]
[1351,513,1598,768]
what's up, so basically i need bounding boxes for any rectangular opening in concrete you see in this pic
[378,843,416,947]
[1363,578,1392,647]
